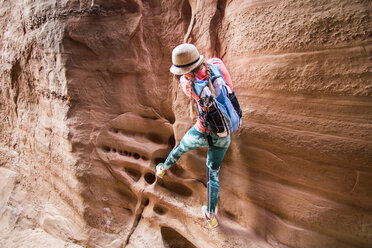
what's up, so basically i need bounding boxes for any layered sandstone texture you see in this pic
[1,0,371,248]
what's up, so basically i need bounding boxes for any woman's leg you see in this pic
[162,126,208,170]
[206,134,230,214]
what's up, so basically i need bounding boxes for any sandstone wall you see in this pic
[0,0,371,248]
[0,0,87,247]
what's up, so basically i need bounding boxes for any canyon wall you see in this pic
[0,0,87,247]
[0,0,371,247]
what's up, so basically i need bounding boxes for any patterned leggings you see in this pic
[163,125,231,214]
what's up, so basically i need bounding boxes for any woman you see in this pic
[156,43,233,228]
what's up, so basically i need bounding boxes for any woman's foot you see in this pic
[156,163,167,178]
[201,205,218,228]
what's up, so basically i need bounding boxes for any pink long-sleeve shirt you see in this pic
[180,58,233,132]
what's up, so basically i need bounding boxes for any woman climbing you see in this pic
[156,43,238,229]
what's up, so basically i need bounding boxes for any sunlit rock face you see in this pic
[0,0,371,247]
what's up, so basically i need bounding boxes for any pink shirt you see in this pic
[179,58,233,132]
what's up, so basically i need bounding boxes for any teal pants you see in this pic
[163,125,231,214]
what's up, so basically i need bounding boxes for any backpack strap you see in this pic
[209,63,234,93]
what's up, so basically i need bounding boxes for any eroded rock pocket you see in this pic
[144,172,156,184]
[222,209,237,222]
[169,165,184,177]
[153,204,167,215]
[161,226,197,248]
[142,197,150,206]
[124,167,141,182]
[101,143,150,163]
[159,181,192,197]
[168,135,175,147]
[154,157,166,165]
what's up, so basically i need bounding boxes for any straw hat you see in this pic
[170,43,204,75]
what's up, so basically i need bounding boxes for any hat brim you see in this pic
[170,55,204,75]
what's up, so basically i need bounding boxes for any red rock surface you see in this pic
[0,0,371,247]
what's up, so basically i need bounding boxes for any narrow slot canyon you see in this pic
[0,1,371,248]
